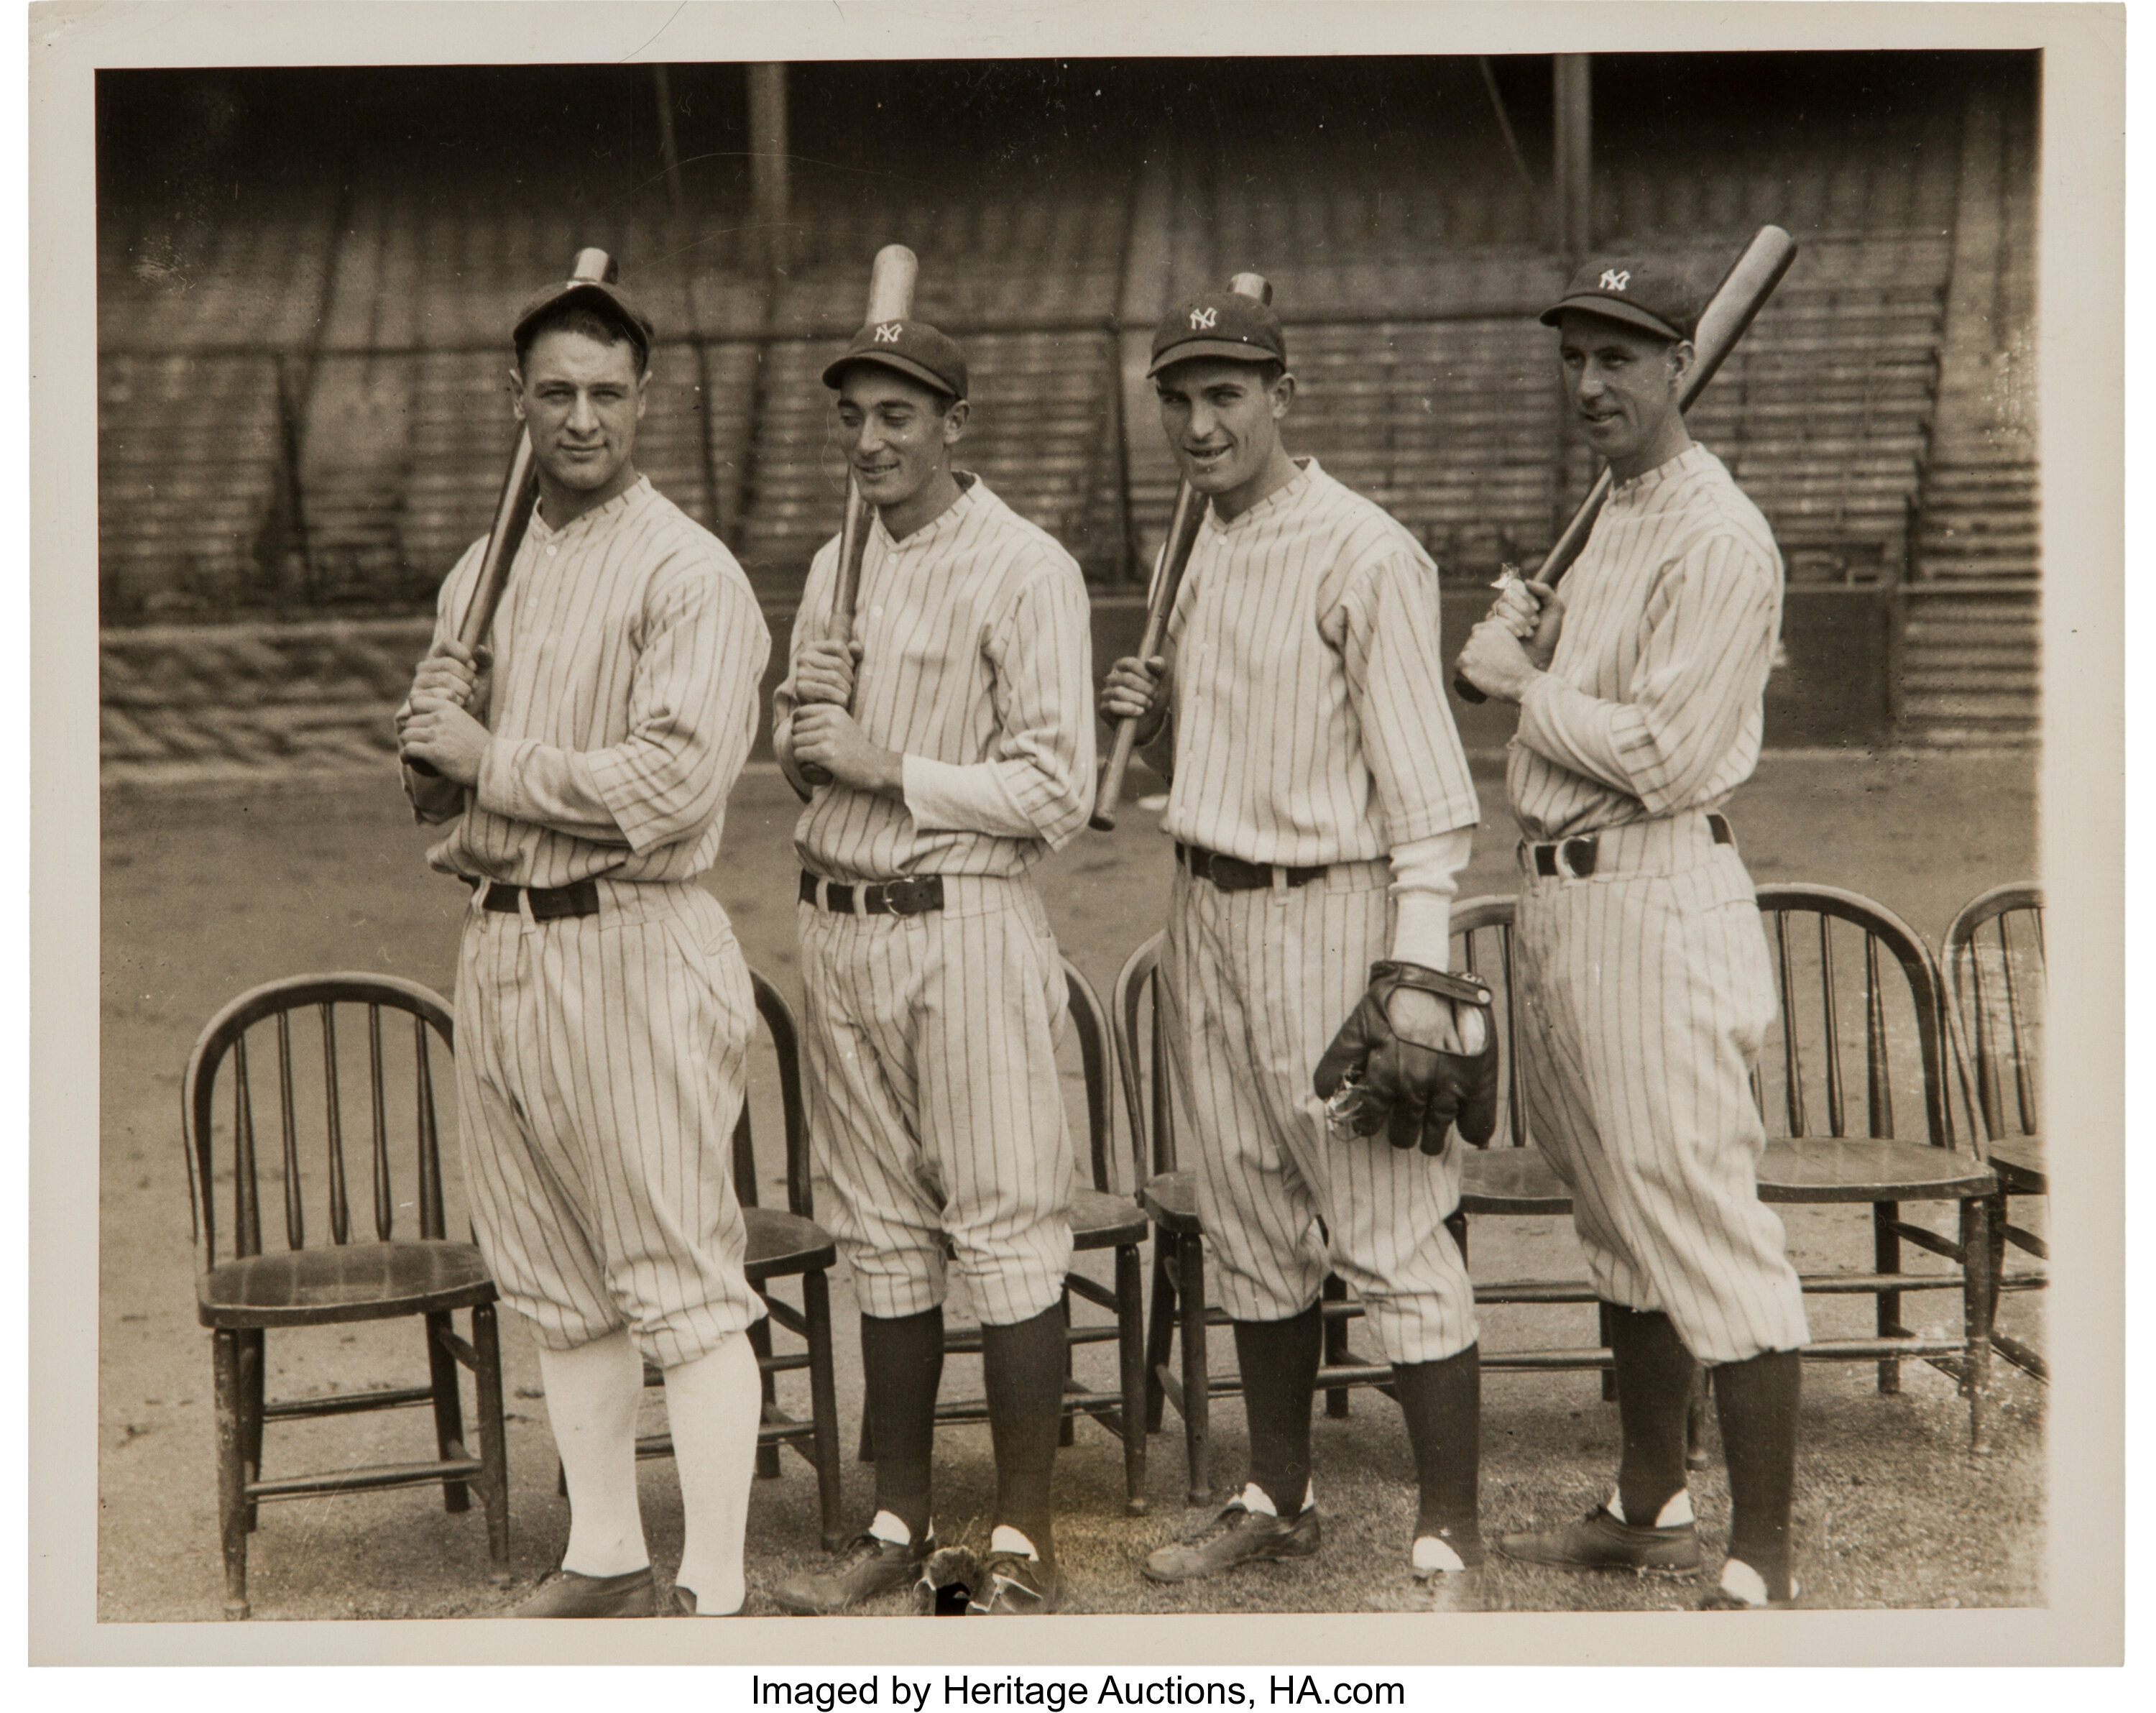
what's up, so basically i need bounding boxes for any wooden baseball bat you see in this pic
[407,246,614,777]
[1453,224,1799,704]
[1089,270,1274,832]
[798,243,921,789]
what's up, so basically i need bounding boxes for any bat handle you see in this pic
[1452,673,1489,706]
[1089,718,1144,832]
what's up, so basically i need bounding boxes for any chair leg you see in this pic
[1598,1302,1619,1402]
[424,1311,471,1514]
[1145,1236,1176,1433]
[1178,1231,1212,1508]
[748,1310,783,1480]
[1874,1200,1903,1394]
[1321,1275,1350,1419]
[469,1303,512,1582]
[212,1329,252,1620]
[1115,1241,1149,1515]
[238,1328,267,1533]
[1685,1368,1713,1470]
[803,1267,847,1551]
[1059,1285,1077,1448]
[1961,1196,1996,1457]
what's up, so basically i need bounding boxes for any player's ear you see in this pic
[635,364,650,420]
[1667,339,1696,392]
[509,366,528,423]
[1269,370,1296,420]
[942,398,970,447]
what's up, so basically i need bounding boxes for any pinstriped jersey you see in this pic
[1161,459,1479,867]
[413,476,770,887]
[1508,444,1782,842]
[776,475,1095,883]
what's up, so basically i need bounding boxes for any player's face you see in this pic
[835,369,966,513]
[1154,360,1294,508]
[1557,313,1691,474]
[514,329,648,497]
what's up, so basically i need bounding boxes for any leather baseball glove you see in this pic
[1313,962,1500,1157]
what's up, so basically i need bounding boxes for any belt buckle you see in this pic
[1557,837,1597,880]
[883,877,931,917]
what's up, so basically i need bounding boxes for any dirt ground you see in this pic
[96,748,2044,1622]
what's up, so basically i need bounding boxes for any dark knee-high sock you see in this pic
[1606,1304,1697,1527]
[859,1307,944,1545]
[1233,1302,1324,1517]
[1391,1344,1482,1552]
[1712,1349,1800,1599]
[980,1300,1068,1561]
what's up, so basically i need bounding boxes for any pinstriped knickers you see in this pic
[1514,823,1810,1365]
[454,879,765,1367]
[797,876,1076,1327]
[1162,861,1481,1366]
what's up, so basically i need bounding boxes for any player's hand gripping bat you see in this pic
[1089,270,1274,832]
[405,246,615,777]
[1452,224,1799,704]
[796,243,921,789]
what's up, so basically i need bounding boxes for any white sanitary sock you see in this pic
[537,1330,650,1578]
[1238,1480,1314,1518]
[663,1333,762,1616]
[990,1525,1038,1558]
[1607,1486,1694,1528]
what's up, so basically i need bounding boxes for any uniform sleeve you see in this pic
[771,536,842,768]
[902,563,1097,849]
[474,556,771,853]
[1514,533,1777,815]
[402,538,485,827]
[1337,543,1480,845]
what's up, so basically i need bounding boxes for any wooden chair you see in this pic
[617,971,847,1548]
[1112,934,1384,1510]
[183,973,509,1621]
[1944,882,2048,1382]
[1450,887,2001,1453]
[857,957,1152,1516]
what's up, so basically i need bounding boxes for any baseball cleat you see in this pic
[773,1530,935,1615]
[1496,1505,1702,1574]
[510,1565,657,1617]
[965,1551,1069,1615]
[1142,1499,1321,1583]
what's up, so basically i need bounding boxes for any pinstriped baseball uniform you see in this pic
[1506,442,1809,1365]
[410,475,771,1363]
[774,475,1095,1326]
[1158,459,1484,1364]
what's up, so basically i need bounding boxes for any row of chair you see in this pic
[180,880,2043,1617]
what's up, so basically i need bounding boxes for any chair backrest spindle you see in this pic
[368,1004,393,1239]
[276,1010,305,1249]
[233,1035,261,1258]
[1818,915,1846,1136]
[321,1003,351,1244]
[1997,917,2038,1134]
[1774,913,1807,1135]
[414,1014,446,1240]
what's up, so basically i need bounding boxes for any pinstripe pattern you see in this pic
[1154,459,1480,1359]
[775,476,1095,883]
[1163,864,1479,1362]
[420,477,770,886]
[797,879,1074,1326]
[1163,460,1479,865]
[777,477,1091,1327]
[1508,444,1782,842]
[415,476,770,1363]
[1503,443,1806,1366]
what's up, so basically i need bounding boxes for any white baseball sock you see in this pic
[537,1329,650,1578]
[663,1332,762,1616]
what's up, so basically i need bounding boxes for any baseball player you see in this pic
[769,318,1095,1616]
[1455,258,1807,1611]
[1100,285,1494,1600]
[397,273,770,1618]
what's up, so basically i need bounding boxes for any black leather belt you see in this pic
[470,877,602,920]
[799,871,946,917]
[1527,812,1733,880]
[1176,842,1327,893]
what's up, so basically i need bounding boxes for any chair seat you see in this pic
[198,1240,495,1329]
[1071,1185,1150,1249]
[1755,1139,1996,1203]
[1985,1134,2046,1195]
[1141,1169,1202,1234]
[744,1206,838,1281]
[1460,1145,1574,1215]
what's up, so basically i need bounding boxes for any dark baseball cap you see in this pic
[821,318,969,400]
[1540,259,1700,342]
[512,275,656,362]
[1148,287,1288,377]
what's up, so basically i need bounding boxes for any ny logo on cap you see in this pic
[874,322,903,343]
[1189,306,1219,331]
[1599,270,1632,293]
